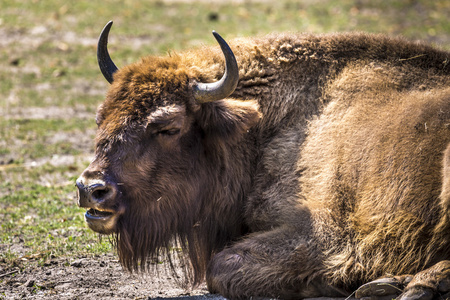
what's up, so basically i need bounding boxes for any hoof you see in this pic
[355,277,404,298]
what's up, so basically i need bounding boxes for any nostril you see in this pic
[92,187,110,200]
[89,183,117,202]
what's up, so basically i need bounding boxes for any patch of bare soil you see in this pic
[0,254,223,300]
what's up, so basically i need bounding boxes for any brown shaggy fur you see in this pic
[79,31,450,299]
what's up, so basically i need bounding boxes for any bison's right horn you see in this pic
[193,31,239,103]
[97,21,119,84]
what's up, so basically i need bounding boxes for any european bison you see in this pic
[76,21,450,299]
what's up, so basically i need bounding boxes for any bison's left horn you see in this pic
[97,21,119,84]
[193,31,239,103]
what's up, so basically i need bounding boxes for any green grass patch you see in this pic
[0,166,112,264]
[0,118,96,162]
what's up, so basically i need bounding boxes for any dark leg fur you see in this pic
[206,226,348,299]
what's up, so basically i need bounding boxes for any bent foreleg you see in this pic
[207,226,347,299]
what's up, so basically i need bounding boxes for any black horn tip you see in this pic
[104,20,114,31]
[211,31,226,47]
[97,20,119,84]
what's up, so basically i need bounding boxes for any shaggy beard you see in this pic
[110,197,210,287]
[107,146,249,287]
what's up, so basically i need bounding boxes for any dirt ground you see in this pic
[0,254,226,299]
[1,255,352,299]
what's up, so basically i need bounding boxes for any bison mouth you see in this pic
[84,208,120,234]
[86,208,114,218]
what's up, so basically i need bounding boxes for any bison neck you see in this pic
[179,134,256,285]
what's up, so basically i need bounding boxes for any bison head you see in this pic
[76,22,260,282]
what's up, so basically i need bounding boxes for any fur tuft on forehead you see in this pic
[118,55,191,89]
[146,104,186,125]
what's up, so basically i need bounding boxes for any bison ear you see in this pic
[198,99,261,141]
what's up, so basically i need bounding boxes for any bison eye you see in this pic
[158,129,180,136]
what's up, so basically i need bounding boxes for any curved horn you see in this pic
[193,31,239,103]
[97,21,119,84]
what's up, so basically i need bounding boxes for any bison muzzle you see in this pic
[77,21,450,300]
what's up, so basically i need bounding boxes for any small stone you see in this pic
[54,282,72,291]
[70,259,83,268]
[208,12,219,21]
[9,58,21,66]
[24,279,35,287]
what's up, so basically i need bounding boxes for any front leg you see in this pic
[206,226,348,299]
[399,261,450,300]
